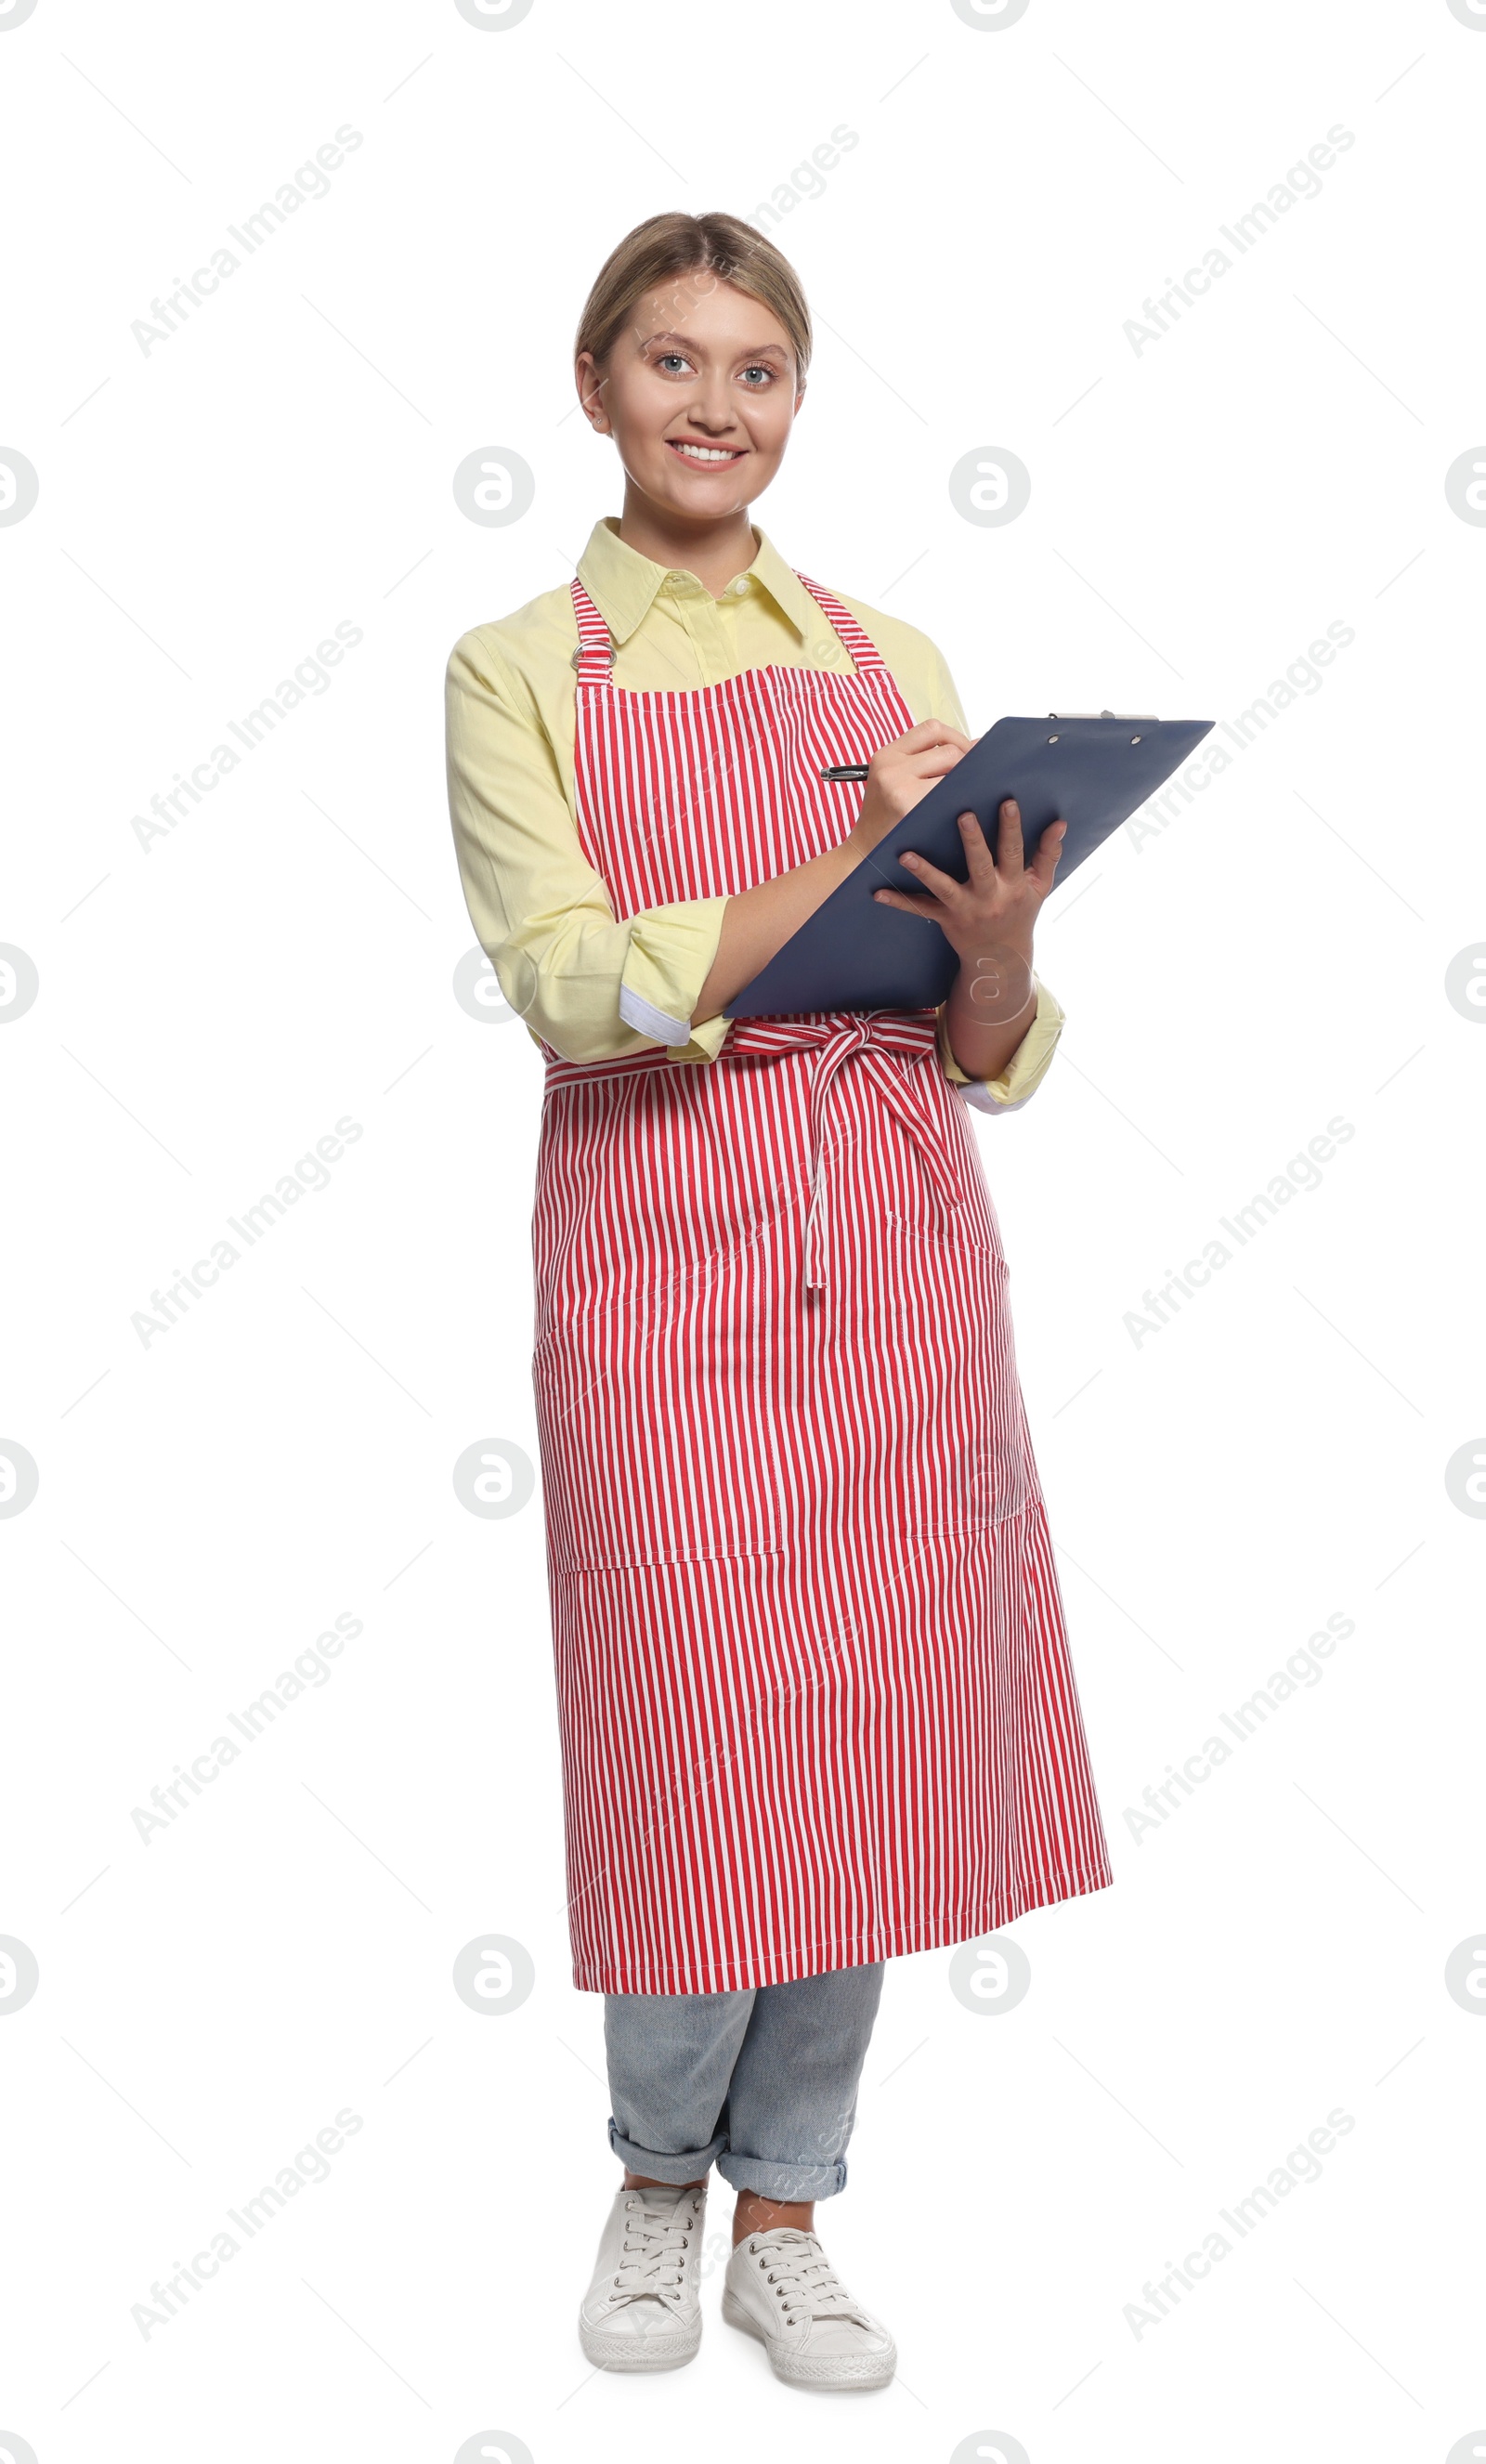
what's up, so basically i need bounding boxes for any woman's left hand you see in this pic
[870,798,1066,984]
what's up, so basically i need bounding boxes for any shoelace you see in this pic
[746,2228,871,2331]
[610,2188,702,2311]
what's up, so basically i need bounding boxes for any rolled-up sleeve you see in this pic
[934,977,1065,1114]
[445,626,730,1067]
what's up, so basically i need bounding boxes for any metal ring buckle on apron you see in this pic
[721,1010,967,1288]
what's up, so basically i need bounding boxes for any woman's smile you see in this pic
[665,437,747,465]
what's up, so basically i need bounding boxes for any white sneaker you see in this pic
[578,2180,708,2371]
[722,2224,896,2390]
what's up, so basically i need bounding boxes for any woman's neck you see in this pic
[616,491,757,602]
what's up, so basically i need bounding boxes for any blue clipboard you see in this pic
[724,712,1214,1019]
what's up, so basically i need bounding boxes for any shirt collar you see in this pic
[576,515,821,646]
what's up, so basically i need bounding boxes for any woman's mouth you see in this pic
[665,439,746,466]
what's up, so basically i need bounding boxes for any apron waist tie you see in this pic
[721,1011,965,1287]
[542,1010,965,1291]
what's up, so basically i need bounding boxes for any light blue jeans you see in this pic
[605,1962,886,2202]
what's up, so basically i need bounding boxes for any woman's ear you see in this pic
[575,352,610,435]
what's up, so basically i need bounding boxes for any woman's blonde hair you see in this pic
[575,212,812,390]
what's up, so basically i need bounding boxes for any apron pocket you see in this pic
[881,1206,1006,1265]
[880,1212,1038,1529]
[532,1294,787,1571]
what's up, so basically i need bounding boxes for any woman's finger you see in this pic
[893,719,973,755]
[958,808,996,884]
[871,884,942,916]
[893,847,963,906]
[996,796,1026,876]
[905,744,974,786]
[1028,817,1067,892]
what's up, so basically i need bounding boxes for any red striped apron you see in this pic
[531,568,1113,1993]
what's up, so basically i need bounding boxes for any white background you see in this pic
[3,1,1483,2457]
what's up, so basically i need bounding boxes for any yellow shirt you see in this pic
[445,516,1064,1113]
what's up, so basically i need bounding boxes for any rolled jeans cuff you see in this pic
[715,2148,850,2201]
[606,2114,726,2182]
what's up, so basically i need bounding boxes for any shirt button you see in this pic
[733,577,749,595]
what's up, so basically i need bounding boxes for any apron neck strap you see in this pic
[570,578,617,687]
[791,572,891,678]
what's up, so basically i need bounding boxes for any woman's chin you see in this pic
[638,469,751,523]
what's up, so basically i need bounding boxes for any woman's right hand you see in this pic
[845,720,975,858]
[694,722,976,1024]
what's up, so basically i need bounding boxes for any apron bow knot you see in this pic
[723,1010,965,1287]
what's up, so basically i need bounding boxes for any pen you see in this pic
[819,763,870,782]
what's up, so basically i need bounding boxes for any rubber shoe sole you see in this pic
[579,2308,702,2371]
[721,2287,895,2390]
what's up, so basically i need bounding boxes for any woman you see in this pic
[445,211,1114,2392]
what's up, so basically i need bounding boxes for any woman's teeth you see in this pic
[670,442,741,462]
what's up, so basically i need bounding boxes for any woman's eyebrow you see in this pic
[639,328,789,362]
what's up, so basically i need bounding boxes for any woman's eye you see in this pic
[656,352,691,374]
[740,366,774,386]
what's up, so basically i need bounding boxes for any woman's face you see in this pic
[576,270,803,522]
